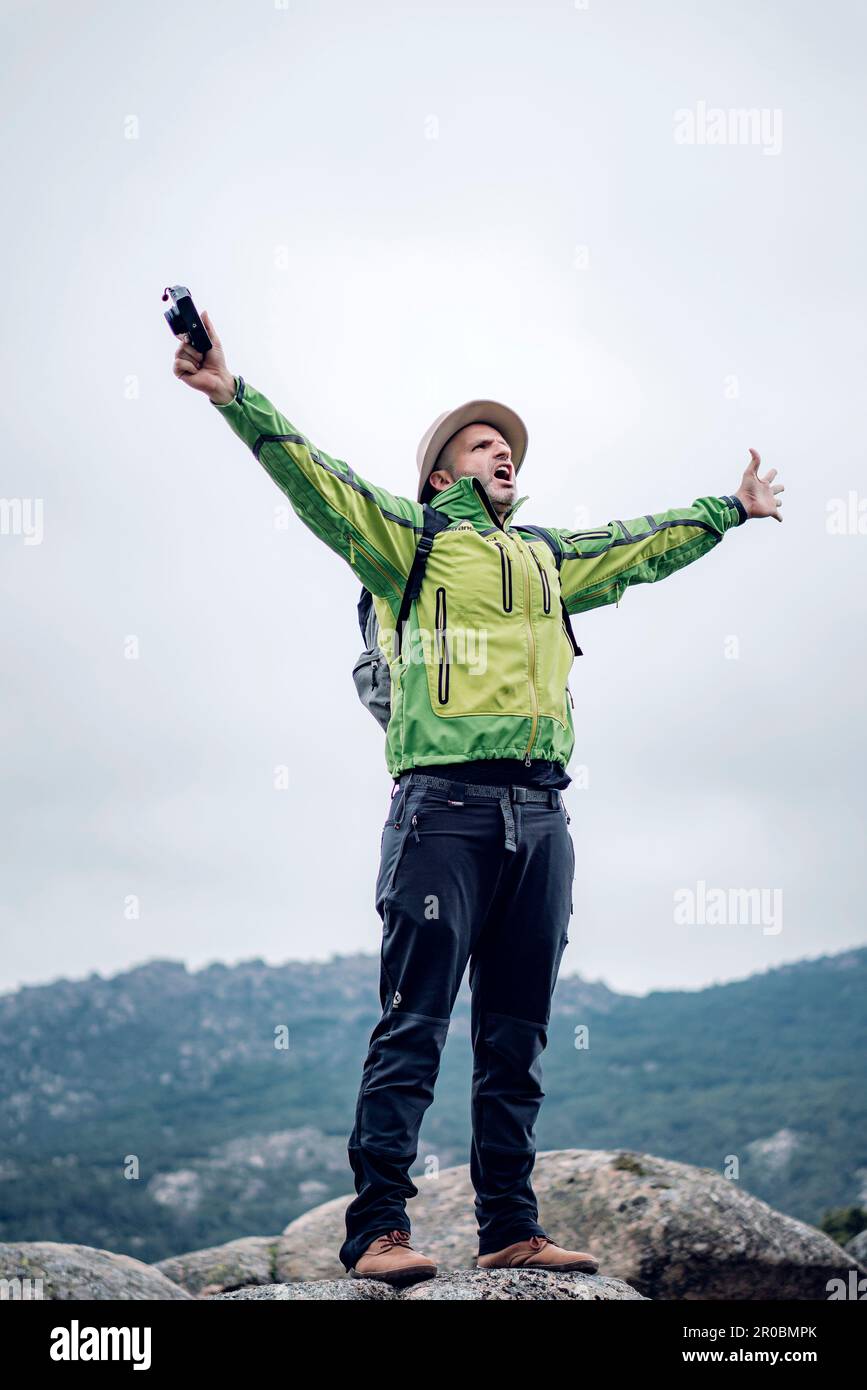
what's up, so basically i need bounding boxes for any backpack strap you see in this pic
[356,585,375,644]
[517,525,583,657]
[394,504,452,658]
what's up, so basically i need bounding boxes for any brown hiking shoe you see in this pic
[349,1229,437,1286]
[477,1234,599,1274]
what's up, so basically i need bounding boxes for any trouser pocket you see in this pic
[386,784,409,828]
[376,785,426,908]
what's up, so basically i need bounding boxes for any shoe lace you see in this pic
[528,1236,551,1253]
[378,1229,413,1252]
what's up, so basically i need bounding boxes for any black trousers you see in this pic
[338,771,574,1272]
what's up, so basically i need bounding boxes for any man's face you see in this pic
[428,422,517,517]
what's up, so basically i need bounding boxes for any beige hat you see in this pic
[415,399,528,503]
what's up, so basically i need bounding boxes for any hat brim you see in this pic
[416,399,528,503]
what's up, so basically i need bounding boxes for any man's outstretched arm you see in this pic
[173,309,422,608]
[548,451,784,614]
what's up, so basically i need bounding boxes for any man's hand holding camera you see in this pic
[172,309,236,406]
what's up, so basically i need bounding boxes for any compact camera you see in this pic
[161,285,212,355]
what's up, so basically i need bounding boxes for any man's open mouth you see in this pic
[493,465,513,483]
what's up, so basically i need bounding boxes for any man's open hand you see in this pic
[735,449,784,522]
[172,309,236,405]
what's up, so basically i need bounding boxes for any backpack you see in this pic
[352,513,582,730]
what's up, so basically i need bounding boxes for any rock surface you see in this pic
[212,1278,397,1301]
[209,1270,645,1300]
[844,1228,867,1263]
[401,1270,645,1301]
[155,1235,281,1296]
[0,1241,192,1300]
[12,1151,858,1300]
[276,1149,863,1301]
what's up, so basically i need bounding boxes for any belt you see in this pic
[397,771,563,852]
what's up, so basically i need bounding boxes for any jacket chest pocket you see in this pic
[529,546,552,613]
[492,539,513,612]
[434,585,450,705]
[521,541,575,725]
[414,534,527,718]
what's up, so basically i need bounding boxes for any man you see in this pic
[173,309,784,1286]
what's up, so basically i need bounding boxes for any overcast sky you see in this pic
[1,0,865,997]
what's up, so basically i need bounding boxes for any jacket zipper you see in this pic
[514,538,539,765]
[530,548,551,613]
[435,585,449,704]
[577,576,622,609]
[471,477,505,530]
[468,481,542,760]
[494,540,513,611]
[349,535,402,602]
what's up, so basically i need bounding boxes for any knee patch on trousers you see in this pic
[473,1010,548,1153]
[358,1010,450,1154]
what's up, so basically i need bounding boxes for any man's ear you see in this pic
[428,467,455,494]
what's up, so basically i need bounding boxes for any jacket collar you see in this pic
[428,475,529,532]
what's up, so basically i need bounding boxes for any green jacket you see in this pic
[212,377,747,776]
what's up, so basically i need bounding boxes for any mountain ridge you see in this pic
[1,946,864,1263]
